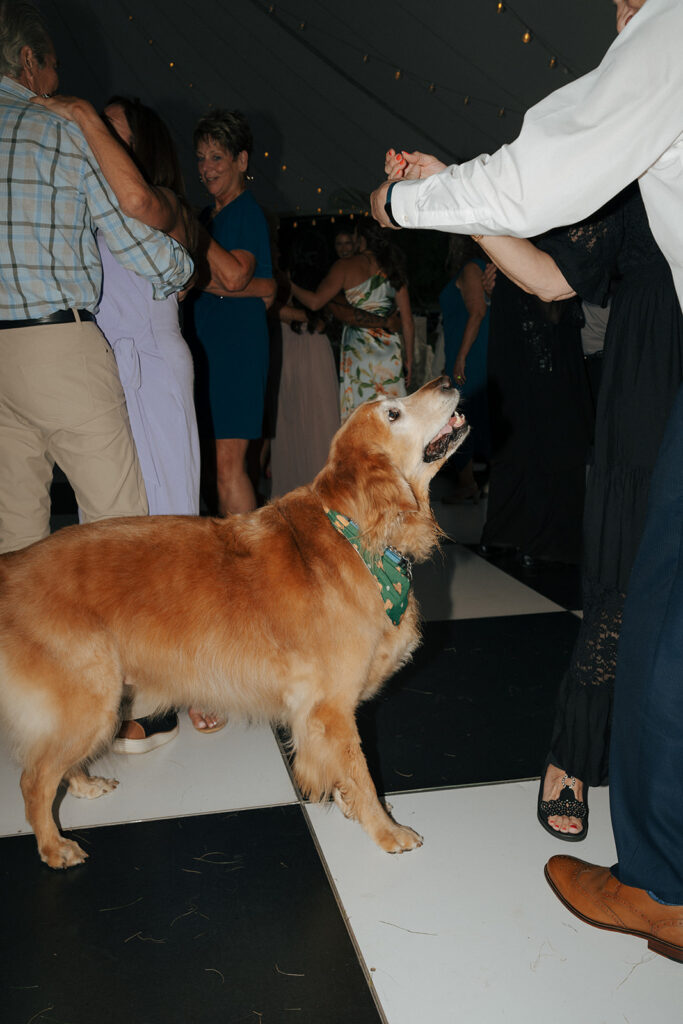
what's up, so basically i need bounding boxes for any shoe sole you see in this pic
[111,723,179,754]
[544,865,683,964]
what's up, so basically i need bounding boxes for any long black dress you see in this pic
[481,275,592,563]
[541,184,683,785]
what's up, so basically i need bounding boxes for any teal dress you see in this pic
[188,190,272,439]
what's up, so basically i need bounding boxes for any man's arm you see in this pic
[80,151,193,298]
[202,276,276,309]
[327,295,401,333]
[374,0,683,239]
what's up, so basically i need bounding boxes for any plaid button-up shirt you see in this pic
[0,75,193,319]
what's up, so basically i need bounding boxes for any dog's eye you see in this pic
[387,408,401,422]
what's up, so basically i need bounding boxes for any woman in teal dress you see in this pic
[291,220,414,421]
[186,110,275,515]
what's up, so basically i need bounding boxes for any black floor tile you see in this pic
[1,806,382,1024]
[353,613,580,795]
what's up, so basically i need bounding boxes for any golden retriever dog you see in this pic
[0,376,468,869]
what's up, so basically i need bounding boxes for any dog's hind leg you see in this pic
[18,664,121,868]
[291,700,423,854]
[21,752,91,869]
[66,768,119,800]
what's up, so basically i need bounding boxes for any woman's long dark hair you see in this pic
[284,228,330,334]
[354,218,407,290]
[445,235,485,278]
[104,95,198,255]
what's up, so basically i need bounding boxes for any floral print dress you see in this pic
[339,272,406,421]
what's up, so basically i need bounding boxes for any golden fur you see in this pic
[0,377,468,868]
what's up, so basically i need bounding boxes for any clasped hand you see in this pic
[370,149,446,228]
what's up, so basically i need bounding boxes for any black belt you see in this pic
[0,309,95,330]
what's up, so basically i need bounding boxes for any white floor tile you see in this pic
[306,784,681,1024]
[0,716,296,838]
[413,543,564,620]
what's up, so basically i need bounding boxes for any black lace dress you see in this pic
[482,274,592,562]
[541,184,683,785]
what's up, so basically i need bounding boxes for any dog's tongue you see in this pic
[432,413,465,442]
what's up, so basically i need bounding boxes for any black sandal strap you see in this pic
[539,788,587,821]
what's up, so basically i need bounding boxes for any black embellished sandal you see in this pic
[537,758,589,842]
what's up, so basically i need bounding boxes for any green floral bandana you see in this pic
[325,507,412,627]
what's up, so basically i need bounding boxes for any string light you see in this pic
[316,186,322,193]
[428,83,436,93]
[498,107,506,117]
[281,164,287,171]
[493,2,576,75]
[169,61,175,68]
[394,70,402,80]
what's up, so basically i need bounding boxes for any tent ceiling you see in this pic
[43,0,617,215]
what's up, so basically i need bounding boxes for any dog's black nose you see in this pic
[439,375,454,391]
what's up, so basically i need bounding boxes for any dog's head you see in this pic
[314,377,469,560]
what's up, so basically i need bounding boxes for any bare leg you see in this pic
[215,437,256,516]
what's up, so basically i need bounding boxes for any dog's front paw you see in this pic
[377,823,423,854]
[40,836,89,870]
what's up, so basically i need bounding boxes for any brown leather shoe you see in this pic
[545,855,683,963]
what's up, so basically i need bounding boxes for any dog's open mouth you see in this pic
[423,410,469,463]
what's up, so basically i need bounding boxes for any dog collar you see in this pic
[324,507,412,627]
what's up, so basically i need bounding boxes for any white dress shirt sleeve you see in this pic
[390,0,683,240]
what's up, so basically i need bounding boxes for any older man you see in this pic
[372,0,683,963]
[0,0,193,554]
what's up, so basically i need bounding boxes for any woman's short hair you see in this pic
[193,109,253,161]
[0,0,52,78]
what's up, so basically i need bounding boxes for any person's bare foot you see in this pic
[188,708,226,733]
[541,762,586,835]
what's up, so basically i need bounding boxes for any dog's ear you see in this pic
[317,444,434,557]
